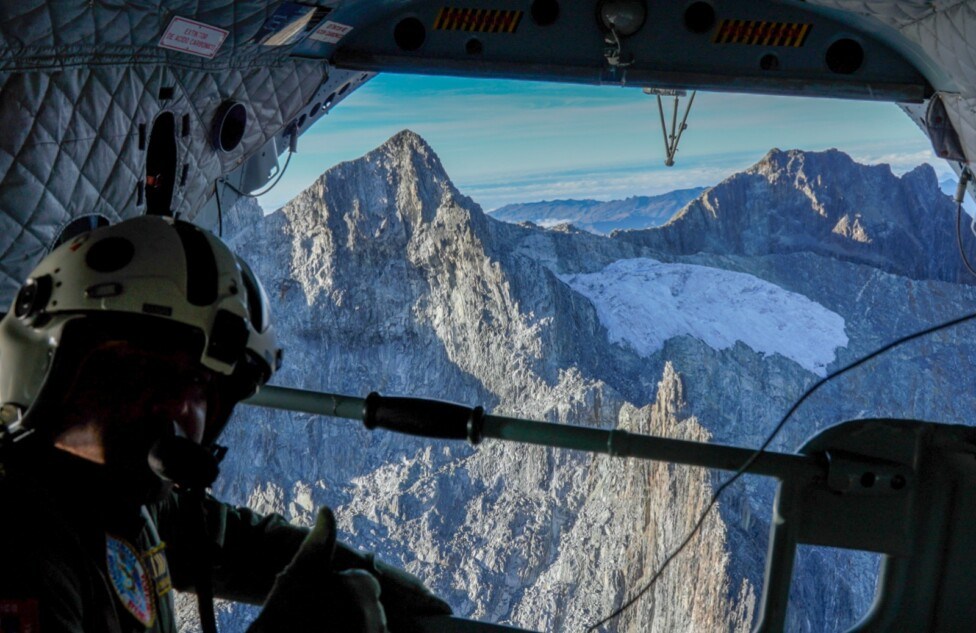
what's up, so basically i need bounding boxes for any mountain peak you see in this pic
[750,147,861,182]
[354,129,447,180]
[286,129,457,223]
[619,147,963,282]
[278,129,483,274]
[902,161,939,189]
[380,128,435,156]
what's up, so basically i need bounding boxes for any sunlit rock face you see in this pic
[185,131,976,633]
[616,148,967,284]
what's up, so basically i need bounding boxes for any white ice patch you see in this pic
[536,218,576,228]
[560,258,848,376]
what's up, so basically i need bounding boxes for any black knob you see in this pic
[14,275,53,321]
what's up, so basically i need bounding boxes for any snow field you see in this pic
[559,258,848,376]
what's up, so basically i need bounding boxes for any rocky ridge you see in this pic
[616,148,968,283]
[190,131,976,633]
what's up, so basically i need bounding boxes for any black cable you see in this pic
[192,492,219,633]
[220,148,294,199]
[954,168,976,279]
[219,123,298,200]
[214,181,223,239]
[586,309,976,632]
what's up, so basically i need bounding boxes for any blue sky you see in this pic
[260,73,946,213]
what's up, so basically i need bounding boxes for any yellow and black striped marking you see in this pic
[434,7,523,33]
[713,19,812,47]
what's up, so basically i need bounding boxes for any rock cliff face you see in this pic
[616,149,967,283]
[189,132,976,633]
[512,364,756,633]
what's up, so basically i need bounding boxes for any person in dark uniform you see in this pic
[0,216,451,632]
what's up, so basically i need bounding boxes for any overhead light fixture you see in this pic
[598,0,646,37]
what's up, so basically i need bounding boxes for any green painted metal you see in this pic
[247,389,976,632]
[247,385,823,481]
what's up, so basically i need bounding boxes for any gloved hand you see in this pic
[248,508,388,633]
[334,542,453,626]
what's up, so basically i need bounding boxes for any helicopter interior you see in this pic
[3,1,976,631]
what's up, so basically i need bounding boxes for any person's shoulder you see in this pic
[0,470,52,527]
[0,476,95,630]
[0,477,92,599]
[0,470,86,559]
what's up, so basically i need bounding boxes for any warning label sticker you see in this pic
[713,20,812,47]
[434,7,523,33]
[159,16,228,58]
[308,20,354,44]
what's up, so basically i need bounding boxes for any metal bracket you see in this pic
[824,449,911,495]
[645,87,696,166]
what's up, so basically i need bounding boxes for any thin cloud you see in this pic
[266,76,946,212]
[464,162,744,211]
[850,149,942,174]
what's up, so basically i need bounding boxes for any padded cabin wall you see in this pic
[806,1,976,162]
[0,1,329,302]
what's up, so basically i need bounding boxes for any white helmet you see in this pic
[0,215,281,444]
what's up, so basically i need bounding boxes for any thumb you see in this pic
[287,506,337,576]
[335,570,388,633]
[247,508,342,633]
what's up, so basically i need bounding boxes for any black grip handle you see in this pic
[392,615,538,632]
[363,392,484,444]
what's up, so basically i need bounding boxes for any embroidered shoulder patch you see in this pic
[106,534,156,627]
[0,598,40,632]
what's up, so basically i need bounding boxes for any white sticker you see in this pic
[158,16,229,59]
[308,20,354,44]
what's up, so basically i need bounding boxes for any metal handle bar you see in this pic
[246,386,824,482]
[393,615,535,632]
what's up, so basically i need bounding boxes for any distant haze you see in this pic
[489,187,705,234]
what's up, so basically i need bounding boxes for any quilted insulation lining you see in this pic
[807,1,976,166]
[0,1,328,302]
[4,1,976,303]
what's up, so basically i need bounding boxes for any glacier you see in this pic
[175,131,976,633]
[559,257,848,376]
